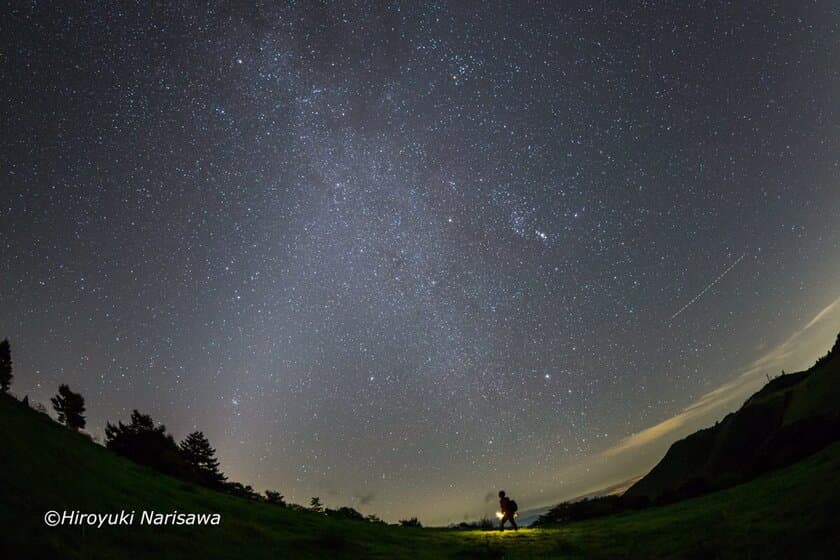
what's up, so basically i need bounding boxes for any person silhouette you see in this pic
[498,490,518,531]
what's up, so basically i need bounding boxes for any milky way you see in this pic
[2,3,839,524]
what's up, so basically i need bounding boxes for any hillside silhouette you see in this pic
[1,333,839,557]
[533,332,840,529]
[625,332,840,502]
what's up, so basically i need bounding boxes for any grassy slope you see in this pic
[1,393,839,559]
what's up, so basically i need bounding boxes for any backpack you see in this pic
[508,499,518,513]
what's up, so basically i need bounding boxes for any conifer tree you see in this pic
[179,431,226,486]
[51,384,86,430]
[310,496,324,513]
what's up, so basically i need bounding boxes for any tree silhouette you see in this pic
[105,410,193,479]
[265,490,286,506]
[179,431,226,487]
[399,517,422,528]
[0,339,12,393]
[50,384,86,430]
[815,331,840,367]
[309,496,324,513]
[330,506,364,520]
[365,513,385,524]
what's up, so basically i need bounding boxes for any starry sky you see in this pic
[2,2,839,525]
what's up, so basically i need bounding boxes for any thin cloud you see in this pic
[604,295,840,458]
[520,295,840,516]
[355,492,376,506]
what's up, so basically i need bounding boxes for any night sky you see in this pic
[2,2,839,525]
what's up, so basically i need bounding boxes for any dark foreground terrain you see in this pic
[1,391,839,559]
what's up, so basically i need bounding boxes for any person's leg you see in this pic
[499,515,505,531]
[511,514,518,531]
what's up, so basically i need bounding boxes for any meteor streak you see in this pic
[668,253,745,323]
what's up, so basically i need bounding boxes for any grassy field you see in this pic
[1,393,838,559]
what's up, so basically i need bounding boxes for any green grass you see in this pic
[1,393,839,559]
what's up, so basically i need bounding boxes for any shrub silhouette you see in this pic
[365,513,385,524]
[327,506,364,521]
[535,495,628,525]
[814,332,840,367]
[455,517,495,530]
[224,482,259,499]
[50,384,86,430]
[399,517,422,528]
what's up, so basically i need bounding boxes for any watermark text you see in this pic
[44,510,221,528]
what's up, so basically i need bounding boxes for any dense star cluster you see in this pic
[2,3,838,524]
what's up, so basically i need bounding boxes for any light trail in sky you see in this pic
[668,253,746,323]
